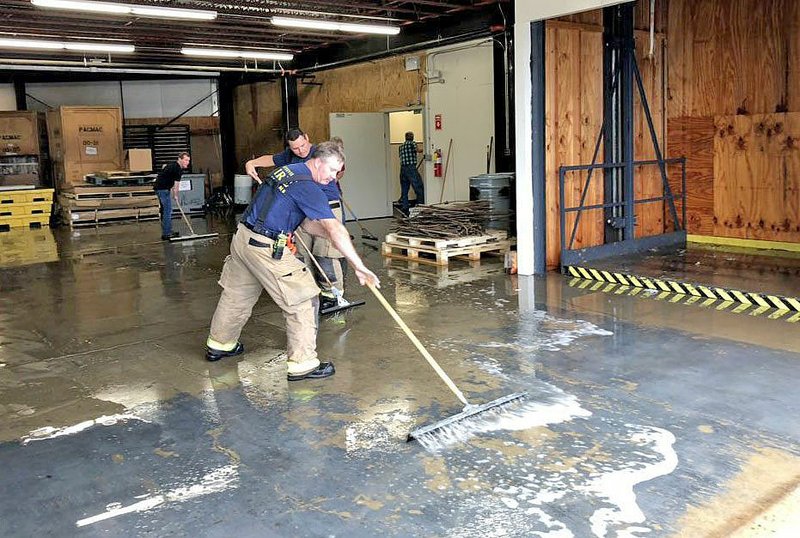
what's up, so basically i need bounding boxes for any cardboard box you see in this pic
[0,111,47,156]
[126,148,152,172]
[46,106,123,189]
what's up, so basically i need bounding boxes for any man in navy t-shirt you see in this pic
[206,142,379,381]
[244,128,313,184]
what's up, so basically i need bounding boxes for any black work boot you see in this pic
[287,361,335,381]
[206,342,244,362]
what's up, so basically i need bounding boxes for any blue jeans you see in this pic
[400,164,424,212]
[156,190,173,236]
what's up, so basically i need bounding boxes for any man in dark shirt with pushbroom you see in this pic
[154,152,190,240]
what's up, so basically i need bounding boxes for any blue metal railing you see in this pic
[559,157,686,255]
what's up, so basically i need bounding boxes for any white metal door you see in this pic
[329,112,390,218]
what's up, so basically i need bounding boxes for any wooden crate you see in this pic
[382,230,511,266]
[47,106,123,189]
[0,111,47,156]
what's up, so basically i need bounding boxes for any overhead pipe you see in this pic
[0,57,284,75]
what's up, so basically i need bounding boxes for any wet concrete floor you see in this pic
[1,215,798,537]
[587,244,800,298]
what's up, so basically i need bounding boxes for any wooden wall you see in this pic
[231,57,422,175]
[297,55,424,142]
[545,15,666,268]
[232,81,283,172]
[667,0,800,243]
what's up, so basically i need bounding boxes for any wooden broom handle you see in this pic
[368,283,469,406]
[175,199,196,236]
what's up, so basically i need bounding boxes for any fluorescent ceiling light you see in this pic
[181,47,293,61]
[271,16,400,35]
[0,37,134,53]
[0,38,63,50]
[64,42,135,53]
[31,0,217,21]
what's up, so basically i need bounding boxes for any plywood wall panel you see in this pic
[634,36,666,238]
[545,26,561,269]
[668,0,797,118]
[545,25,607,268]
[668,0,800,243]
[788,0,800,112]
[577,30,605,249]
[713,113,800,242]
[556,27,581,257]
[232,81,283,172]
[667,117,716,235]
[298,56,423,142]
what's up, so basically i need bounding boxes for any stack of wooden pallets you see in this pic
[58,184,160,228]
[0,188,54,231]
[381,229,511,266]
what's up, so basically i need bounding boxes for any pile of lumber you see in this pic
[392,201,490,238]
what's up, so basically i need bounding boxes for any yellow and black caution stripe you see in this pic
[564,265,800,323]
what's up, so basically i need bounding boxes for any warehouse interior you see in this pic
[0,1,798,536]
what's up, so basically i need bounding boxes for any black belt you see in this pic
[242,221,280,240]
[328,200,341,209]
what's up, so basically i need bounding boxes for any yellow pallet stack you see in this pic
[0,188,54,231]
[0,227,58,267]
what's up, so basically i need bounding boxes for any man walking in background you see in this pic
[154,152,190,240]
[398,131,424,216]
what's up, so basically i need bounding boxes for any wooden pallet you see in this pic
[384,230,507,249]
[85,171,157,187]
[60,185,156,200]
[0,188,54,205]
[382,233,511,266]
[0,201,52,218]
[58,193,158,211]
[62,206,160,227]
[0,214,50,231]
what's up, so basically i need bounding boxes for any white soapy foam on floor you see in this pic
[21,413,151,445]
[415,386,592,453]
[345,409,415,456]
[436,418,679,537]
[410,368,678,538]
[76,464,239,527]
[579,425,678,537]
[471,354,508,379]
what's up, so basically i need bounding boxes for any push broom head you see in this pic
[169,232,219,242]
[408,392,527,447]
[320,299,365,317]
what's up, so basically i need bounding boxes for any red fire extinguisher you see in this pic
[433,148,442,178]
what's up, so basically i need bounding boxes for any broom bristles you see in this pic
[408,392,527,445]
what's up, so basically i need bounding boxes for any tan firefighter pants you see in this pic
[208,223,321,376]
[295,201,346,292]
